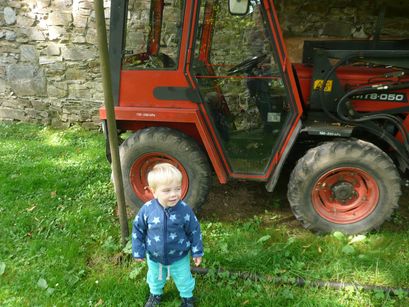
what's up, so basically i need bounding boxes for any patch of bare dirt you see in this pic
[198,174,295,224]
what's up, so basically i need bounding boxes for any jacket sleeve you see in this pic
[185,208,204,258]
[131,206,147,259]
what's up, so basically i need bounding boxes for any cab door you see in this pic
[189,0,302,177]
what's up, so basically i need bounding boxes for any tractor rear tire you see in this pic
[119,127,211,211]
[287,139,401,234]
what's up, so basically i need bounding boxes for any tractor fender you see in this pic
[302,122,409,173]
[265,120,302,192]
[301,123,354,138]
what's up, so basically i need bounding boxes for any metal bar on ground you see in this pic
[191,267,409,295]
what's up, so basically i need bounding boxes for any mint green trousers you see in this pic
[146,254,195,298]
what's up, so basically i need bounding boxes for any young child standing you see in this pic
[132,163,203,307]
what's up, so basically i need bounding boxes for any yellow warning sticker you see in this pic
[313,80,333,92]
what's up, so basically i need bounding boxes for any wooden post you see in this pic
[94,0,129,246]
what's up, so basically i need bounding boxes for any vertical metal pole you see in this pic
[94,0,129,245]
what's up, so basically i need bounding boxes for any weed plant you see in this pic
[0,123,408,306]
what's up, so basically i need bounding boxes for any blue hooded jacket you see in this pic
[132,199,204,265]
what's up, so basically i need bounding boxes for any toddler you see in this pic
[132,163,203,307]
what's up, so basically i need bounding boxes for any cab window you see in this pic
[122,0,184,70]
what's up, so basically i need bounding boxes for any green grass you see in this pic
[0,122,408,306]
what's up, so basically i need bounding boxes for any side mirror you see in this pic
[228,0,250,15]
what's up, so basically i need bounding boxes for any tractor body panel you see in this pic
[295,63,409,112]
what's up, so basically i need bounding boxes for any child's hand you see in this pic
[193,257,202,267]
[134,258,145,263]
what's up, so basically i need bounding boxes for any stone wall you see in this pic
[276,0,409,63]
[1,0,409,129]
[0,0,109,129]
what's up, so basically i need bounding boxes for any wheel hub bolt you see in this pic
[331,182,354,203]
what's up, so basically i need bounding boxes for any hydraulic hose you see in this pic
[318,53,409,164]
[319,54,357,123]
[336,82,409,153]
[336,82,409,121]
[191,266,409,295]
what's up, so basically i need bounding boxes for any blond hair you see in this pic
[147,163,182,190]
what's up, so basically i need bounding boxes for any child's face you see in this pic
[151,180,182,207]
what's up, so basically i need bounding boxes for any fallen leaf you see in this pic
[37,278,48,289]
[26,205,36,212]
[0,262,5,275]
[257,235,271,243]
[342,244,355,255]
[349,235,366,244]
[47,287,55,295]
[333,231,345,240]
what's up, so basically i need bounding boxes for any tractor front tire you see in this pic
[287,140,401,234]
[119,127,211,211]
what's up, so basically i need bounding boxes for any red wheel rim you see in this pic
[129,153,189,203]
[311,167,379,224]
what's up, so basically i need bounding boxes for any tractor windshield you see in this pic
[191,1,290,174]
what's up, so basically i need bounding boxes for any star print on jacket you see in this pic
[132,199,204,265]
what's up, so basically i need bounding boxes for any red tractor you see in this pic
[100,0,409,234]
